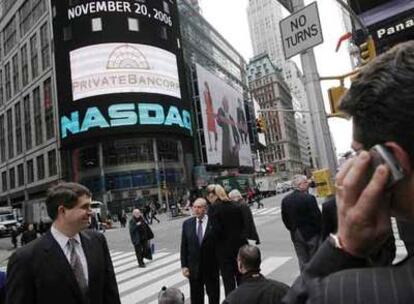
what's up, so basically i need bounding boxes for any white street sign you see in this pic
[280,2,323,59]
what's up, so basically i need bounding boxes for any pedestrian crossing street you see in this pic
[251,206,282,217]
[110,249,291,304]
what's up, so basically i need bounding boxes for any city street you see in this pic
[99,194,299,303]
[0,194,299,304]
[0,192,407,304]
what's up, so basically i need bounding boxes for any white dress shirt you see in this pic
[195,215,208,240]
[51,225,89,283]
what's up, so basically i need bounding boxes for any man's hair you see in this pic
[193,197,207,207]
[292,175,307,188]
[238,244,261,272]
[339,41,414,161]
[158,286,184,304]
[46,182,91,220]
[228,189,243,202]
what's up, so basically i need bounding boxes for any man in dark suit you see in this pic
[180,198,219,304]
[283,41,414,304]
[6,182,121,304]
[281,175,321,271]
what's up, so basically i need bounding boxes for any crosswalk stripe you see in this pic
[114,252,169,270]
[252,207,280,215]
[115,252,170,274]
[112,252,136,262]
[110,251,124,258]
[120,263,185,304]
[116,253,181,292]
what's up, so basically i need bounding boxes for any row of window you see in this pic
[3,0,47,57]
[0,21,51,107]
[1,148,57,192]
[0,77,54,164]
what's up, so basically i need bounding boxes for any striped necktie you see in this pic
[68,238,88,295]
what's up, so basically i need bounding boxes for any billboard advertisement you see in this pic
[196,64,252,167]
[51,0,192,147]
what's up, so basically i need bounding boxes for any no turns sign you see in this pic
[280,2,323,59]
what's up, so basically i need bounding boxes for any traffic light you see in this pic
[358,36,376,65]
[328,86,347,118]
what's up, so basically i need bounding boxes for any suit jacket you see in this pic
[6,229,120,304]
[321,197,337,240]
[210,201,246,258]
[281,190,321,240]
[180,216,218,279]
[283,239,414,304]
[224,273,289,304]
[240,204,260,243]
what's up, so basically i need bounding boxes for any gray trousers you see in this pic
[290,229,320,272]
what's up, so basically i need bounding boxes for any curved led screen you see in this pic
[51,0,192,147]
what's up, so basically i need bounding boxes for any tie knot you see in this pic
[68,238,78,248]
[199,219,203,224]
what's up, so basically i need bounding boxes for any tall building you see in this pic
[248,54,302,180]
[0,0,58,214]
[178,0,255,188]
[247,0,317,168]
[0,0,256,218]
[0,0,195,220]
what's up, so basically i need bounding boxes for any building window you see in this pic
[30,34,39,79]
[48,149,57,176]
[160,27,167,40]
[0,115,5,163]
[17,164,24,186]
[3,17,17,56]
[7,109,14,159]
[9,168,15,189]
[12,54,20,96]
[33,87,43,145]
[5,62,11,100]
[15,102,23,155]
[163,1,170,13]
[27,159,34,183]
[44,78,54,139]
[40,22,50,70]
[24,95,32,150]
[92,18,102,32]
[128,18,139,32]
[1,171,7,191]
[37,154,45,180]
[19,0,47,37]
[0,70,3,107]
[21,44,29,87]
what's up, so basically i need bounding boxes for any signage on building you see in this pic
[369,7,414,47]
[50,0,192,147]
[280,2,323,59]
[196,64,253,168]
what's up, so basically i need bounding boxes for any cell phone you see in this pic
[369,144,405,189]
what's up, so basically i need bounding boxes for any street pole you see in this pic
[152,139,163,208]
[162,158,169,211]
[291,0,338,174]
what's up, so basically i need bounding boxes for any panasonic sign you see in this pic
[376,16,414,40]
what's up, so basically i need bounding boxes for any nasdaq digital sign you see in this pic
[51,0,192,147]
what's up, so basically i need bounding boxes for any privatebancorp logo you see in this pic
[70,43,181,100]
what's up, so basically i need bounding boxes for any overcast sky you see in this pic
[200,0,354,156]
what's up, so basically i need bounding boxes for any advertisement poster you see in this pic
[196,64,252,167]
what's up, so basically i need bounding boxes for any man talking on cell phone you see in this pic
[283,40,414,304]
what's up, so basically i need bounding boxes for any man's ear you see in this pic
[385,142,412,175]
[57,205,66,216]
